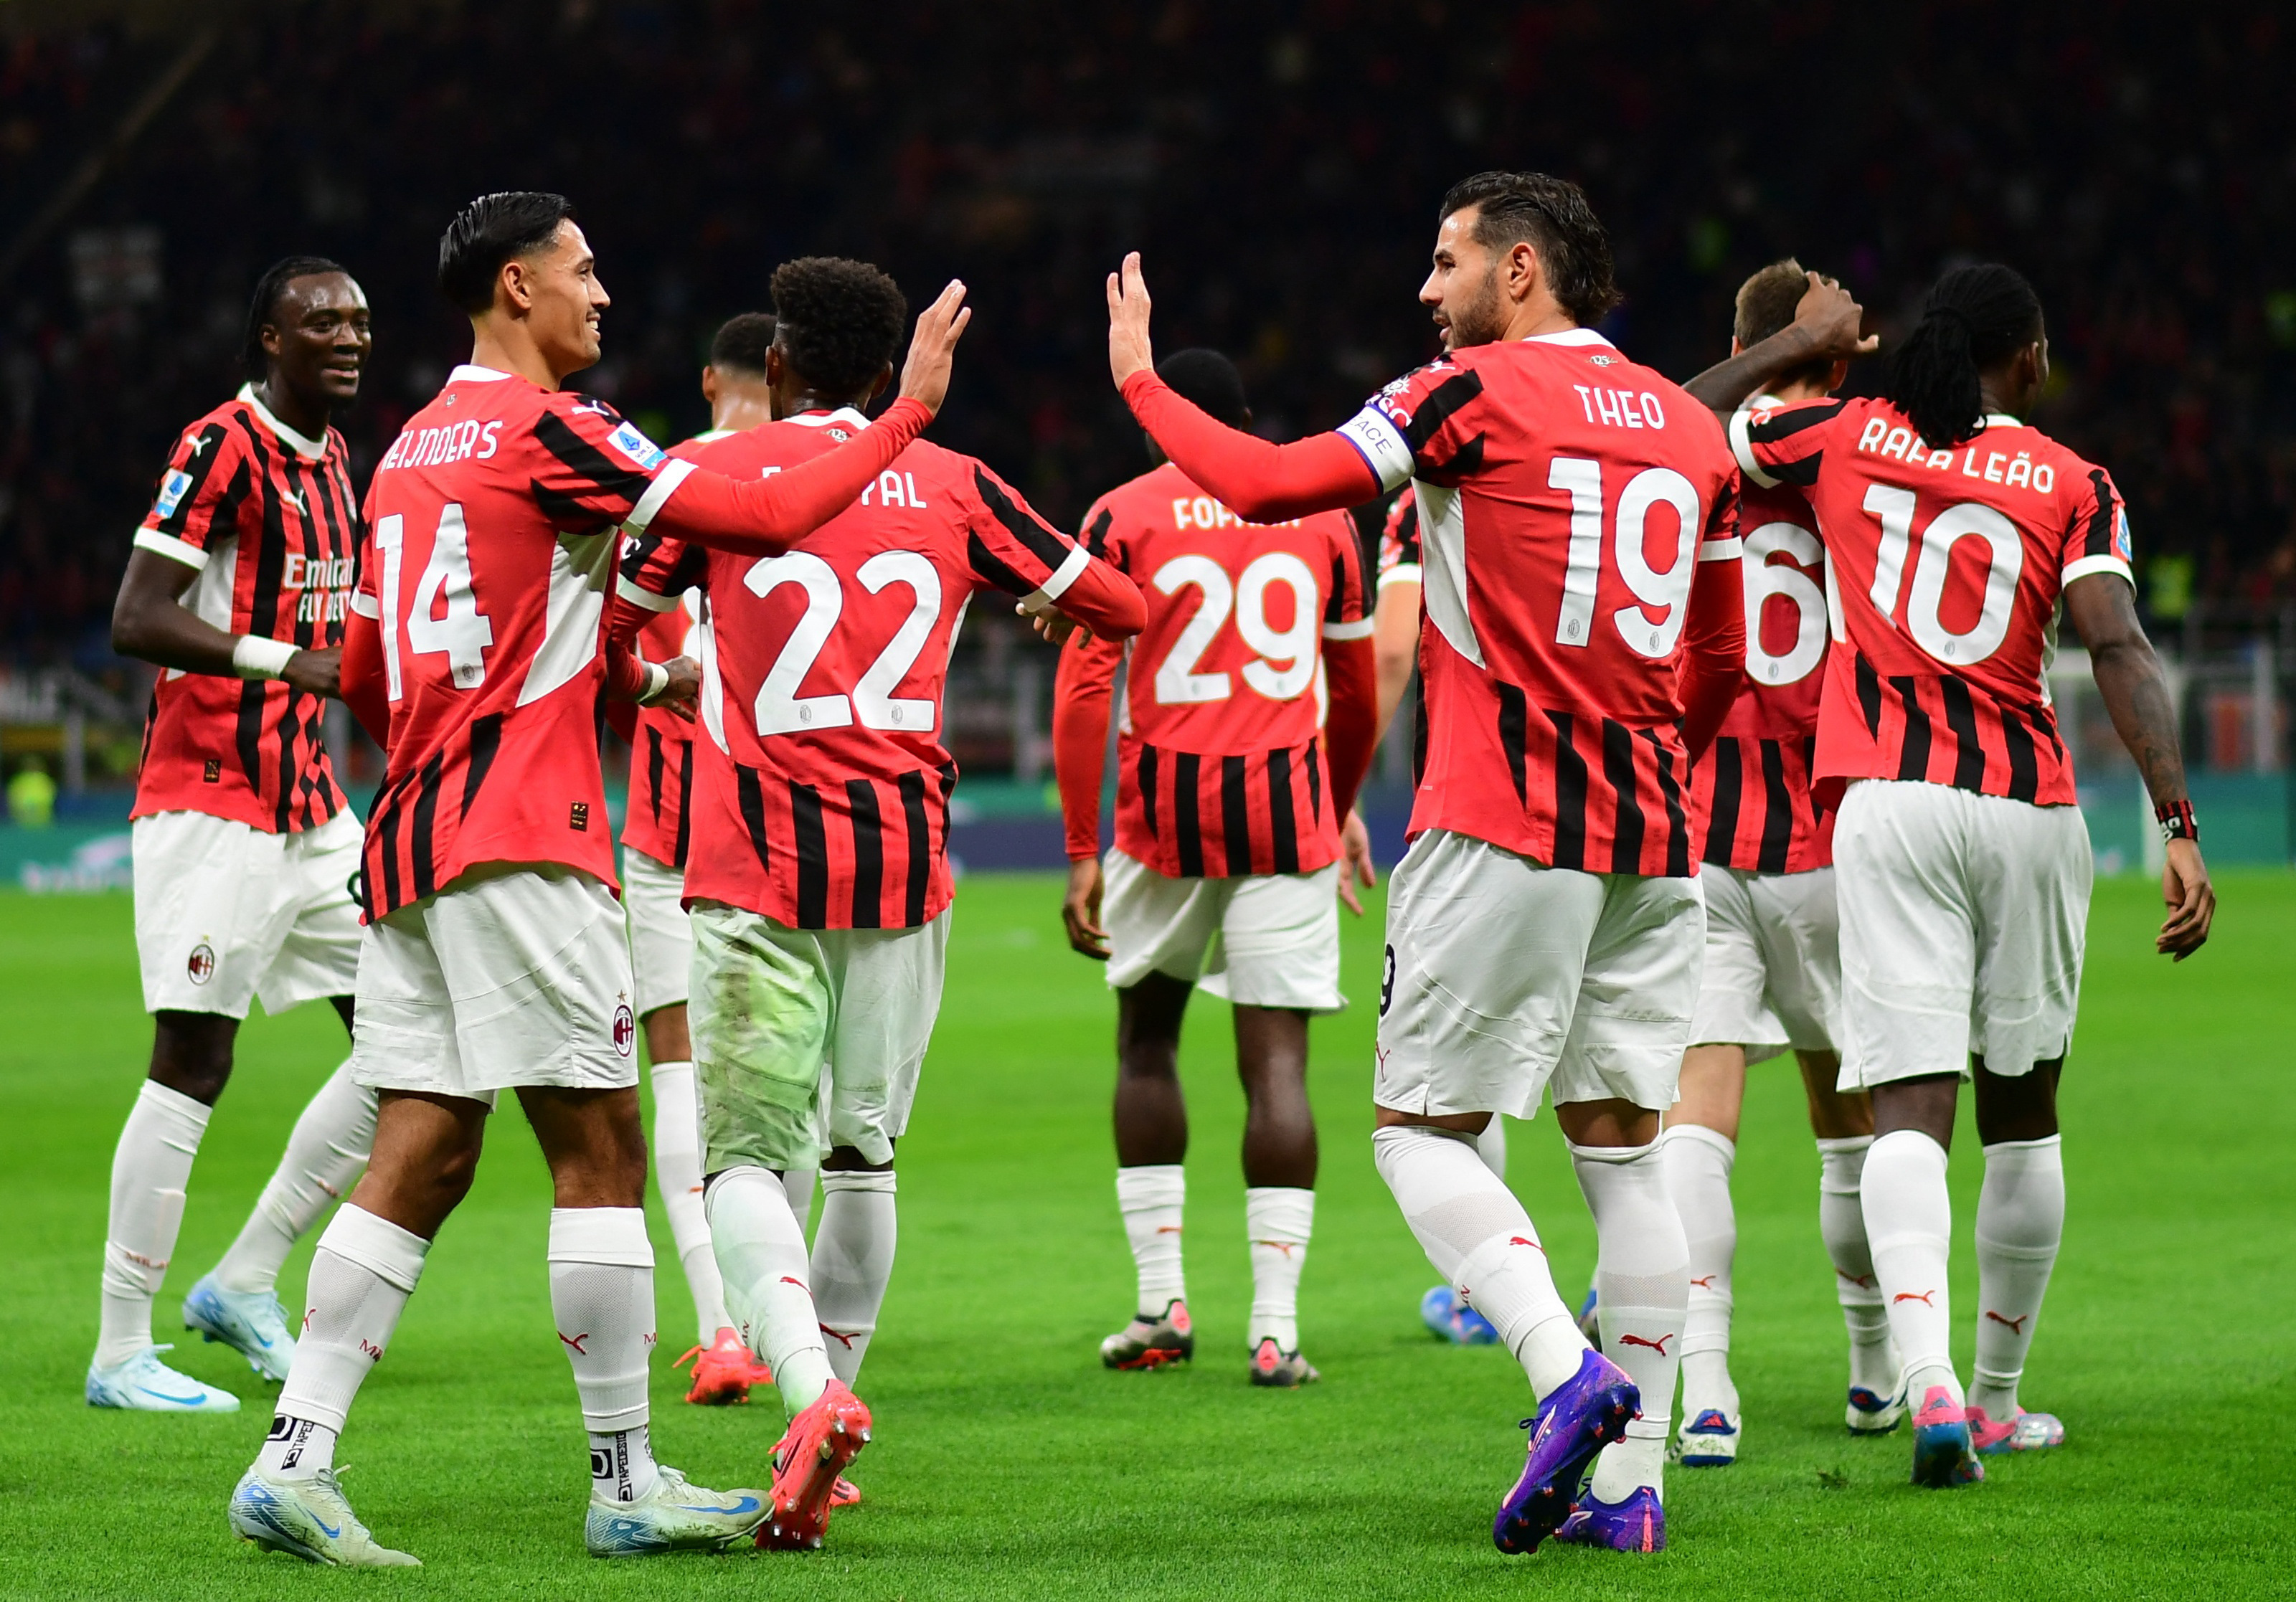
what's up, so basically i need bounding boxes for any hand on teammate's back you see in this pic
[1105,252,1155,388]
[894,280,972,417]
[283,645,342,699]
[1792,272,1880,361]
[2158,838,2214,960]
[1062,855,1110,959]
[645,655,701,723]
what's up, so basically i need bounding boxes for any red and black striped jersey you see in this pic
[352,365,687,919]
[1334,331,1744,876]
[619,429,725,871]
[1691,438,1832,874]
[619,408,1130,930]
[131,388,358,833]
[1733,396,2132,809]
[1377,485,1422,590]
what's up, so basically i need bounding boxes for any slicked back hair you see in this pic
[770,257,907,401]
[1156,348,1249,429]
[242,255,351,379]
[708,313,778,378]
[1437,171,1622,327]
[437,191,576,314]
[1734,258,1838,392]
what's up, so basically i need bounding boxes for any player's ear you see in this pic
[866,362,894,403]
[1508,239,1540,303]
[701,366,719,407]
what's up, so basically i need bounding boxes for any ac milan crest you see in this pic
[613,1004,636,1057]
[186,942,217,985]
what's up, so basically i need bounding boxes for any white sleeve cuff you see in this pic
[1334,406,1417,491]
[2061,554,2135,587]
[623,458,697,533]
[616,573,684,612]
[133,526,208,571]
[1029,544,1093,605]
[636,660,672,704]
[1728,408,1780,489]
[349,590,380,619]
[1698,537,1745,562]
[231,634,298,680]
[1321,616,1375,640]
[1376,561,1422,590]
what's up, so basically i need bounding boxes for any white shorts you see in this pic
[1833,780,2091,1089]
[1102,849,1344,1013]
[1374,828,1704,1120]
[686,903,950,1170]
[1690,865,1841,1061]
[351,864,639,1107]
[132,808,362,1019]
[622,845,691,1018]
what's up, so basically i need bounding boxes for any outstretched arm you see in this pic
[2064,572,2214,958]
[1681,273,1877,417]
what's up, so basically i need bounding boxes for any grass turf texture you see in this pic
[0,873,2288,1601]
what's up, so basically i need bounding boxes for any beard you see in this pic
[1441,266,1507,350]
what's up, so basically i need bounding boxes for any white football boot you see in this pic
[85,1345,240,1413]
[228,1467,419,1566]
[585,1463,770,1556]
[183,1272,296,1383]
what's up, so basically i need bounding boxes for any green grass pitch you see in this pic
[0,871,2290,1600]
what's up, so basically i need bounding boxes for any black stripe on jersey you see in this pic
[2082,470,2118,558]
[375,802,402,913]
[153,422,234,537]
[2026,701,2066,762]
[736,764,772,872]
[1889,676,1931,781]
[899,770,931,925]
[847,779,884,929]
[1496,682,1529,805]
[1757,739,1793,873]
[1326,549,1348,624]
[1138,744,1159,838]
[673,739,695,868]
[1703,737,1743,867]
[1644,729,1692,876]
[1855,654,1884,736]
[1399,371,1485,457]
[791,782,830,928]
[1602,719,1645,873]
[1547,710,1588,871]
[2002,705,2039,802]
[1423,432,1486,486]
[645,727,666,823]
[235,681,268,801]
[1411,671,1428,788]
[965,531,1033,598]
[1393,496,1421,565]
[620,531,666,584]
[267,692,303,832]
[1267,749,1299,874]
[1305,736,1322,823]
[1083,507,1114,557]
[463,713,503,819]
[532,409,654,518]
[974,468,1072,572]
[409,752,445,901]
[1747,397,1845,486]
[1173,753,1204,877]
[1221,756,1252,875]
[1941,677,1987,791]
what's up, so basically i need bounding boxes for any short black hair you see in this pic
[1437,171,1622,327]
[437,191,576,314]
[769,257,906,400]
[1156,348,1249,429]
[708,313,778,378]
[1734,258,1838,392]
[242,255,350,379]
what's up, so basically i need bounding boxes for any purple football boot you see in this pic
[1492,1349,1638,1555]
[1555,1485,1664,1553]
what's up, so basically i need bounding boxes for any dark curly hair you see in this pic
[770,257,906,399]
[707,312,777,377]
[242,255,350,379]
[1886,264,2044,448]
[1437,171,1622,327]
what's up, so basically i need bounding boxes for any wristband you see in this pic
[636,660,672,706]
[230,635,298,680]
[2155,799,2199,843]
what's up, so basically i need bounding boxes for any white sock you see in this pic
[1117,1165,1187,1314]
[1474,1118,1508,1181]
[811,1170,897,1386]
[265,1204,428,1480]
[212,1061,376,1297]
[590,1424,659,1505]
[783,1166,819,1237]
[97,1080,211,1366]
[1970,1135,2064,1418]
[647,1061,734,1345]
[1816,1136,1900,1395]
[1371,1124,1587,1397]
[1861,1129,1960,1407]
[1244,1187,1315,1352]
[1572,1139,1690,1504]
[706,1165,833,1414]
[547,1208,659,1502]
[1660,1122,1737,1419]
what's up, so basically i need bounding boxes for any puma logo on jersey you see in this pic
[281,486,307,513]
[1984,1310,2030,1335]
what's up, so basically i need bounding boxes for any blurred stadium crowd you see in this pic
[1,1,2289,683]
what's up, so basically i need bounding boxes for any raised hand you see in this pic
[897,279,973,416]
[1106,252,1156,387]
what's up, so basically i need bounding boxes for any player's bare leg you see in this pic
[1102,973,1194,1368]
[1659,1044,1744,1464]
[1796,1051,1901,1430]
[1235,1004,1318,1385]
[1965,1056,2066,1453]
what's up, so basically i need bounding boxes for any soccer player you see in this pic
[616,255,1144,1550]
[226,194,972,1567]
[1655,261,1899,1466]
[1716,263,2214,1487]
[1051,347,1377,1387]
[93,257,379,1413]
[1105,170,1750,1555]
[616,312,800,1407]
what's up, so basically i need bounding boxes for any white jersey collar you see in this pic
[784,406,873,431]
[1521,327,1615,349]
[234,383,328,461]
[1979,412,2025,430]
[448,363,518,384]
